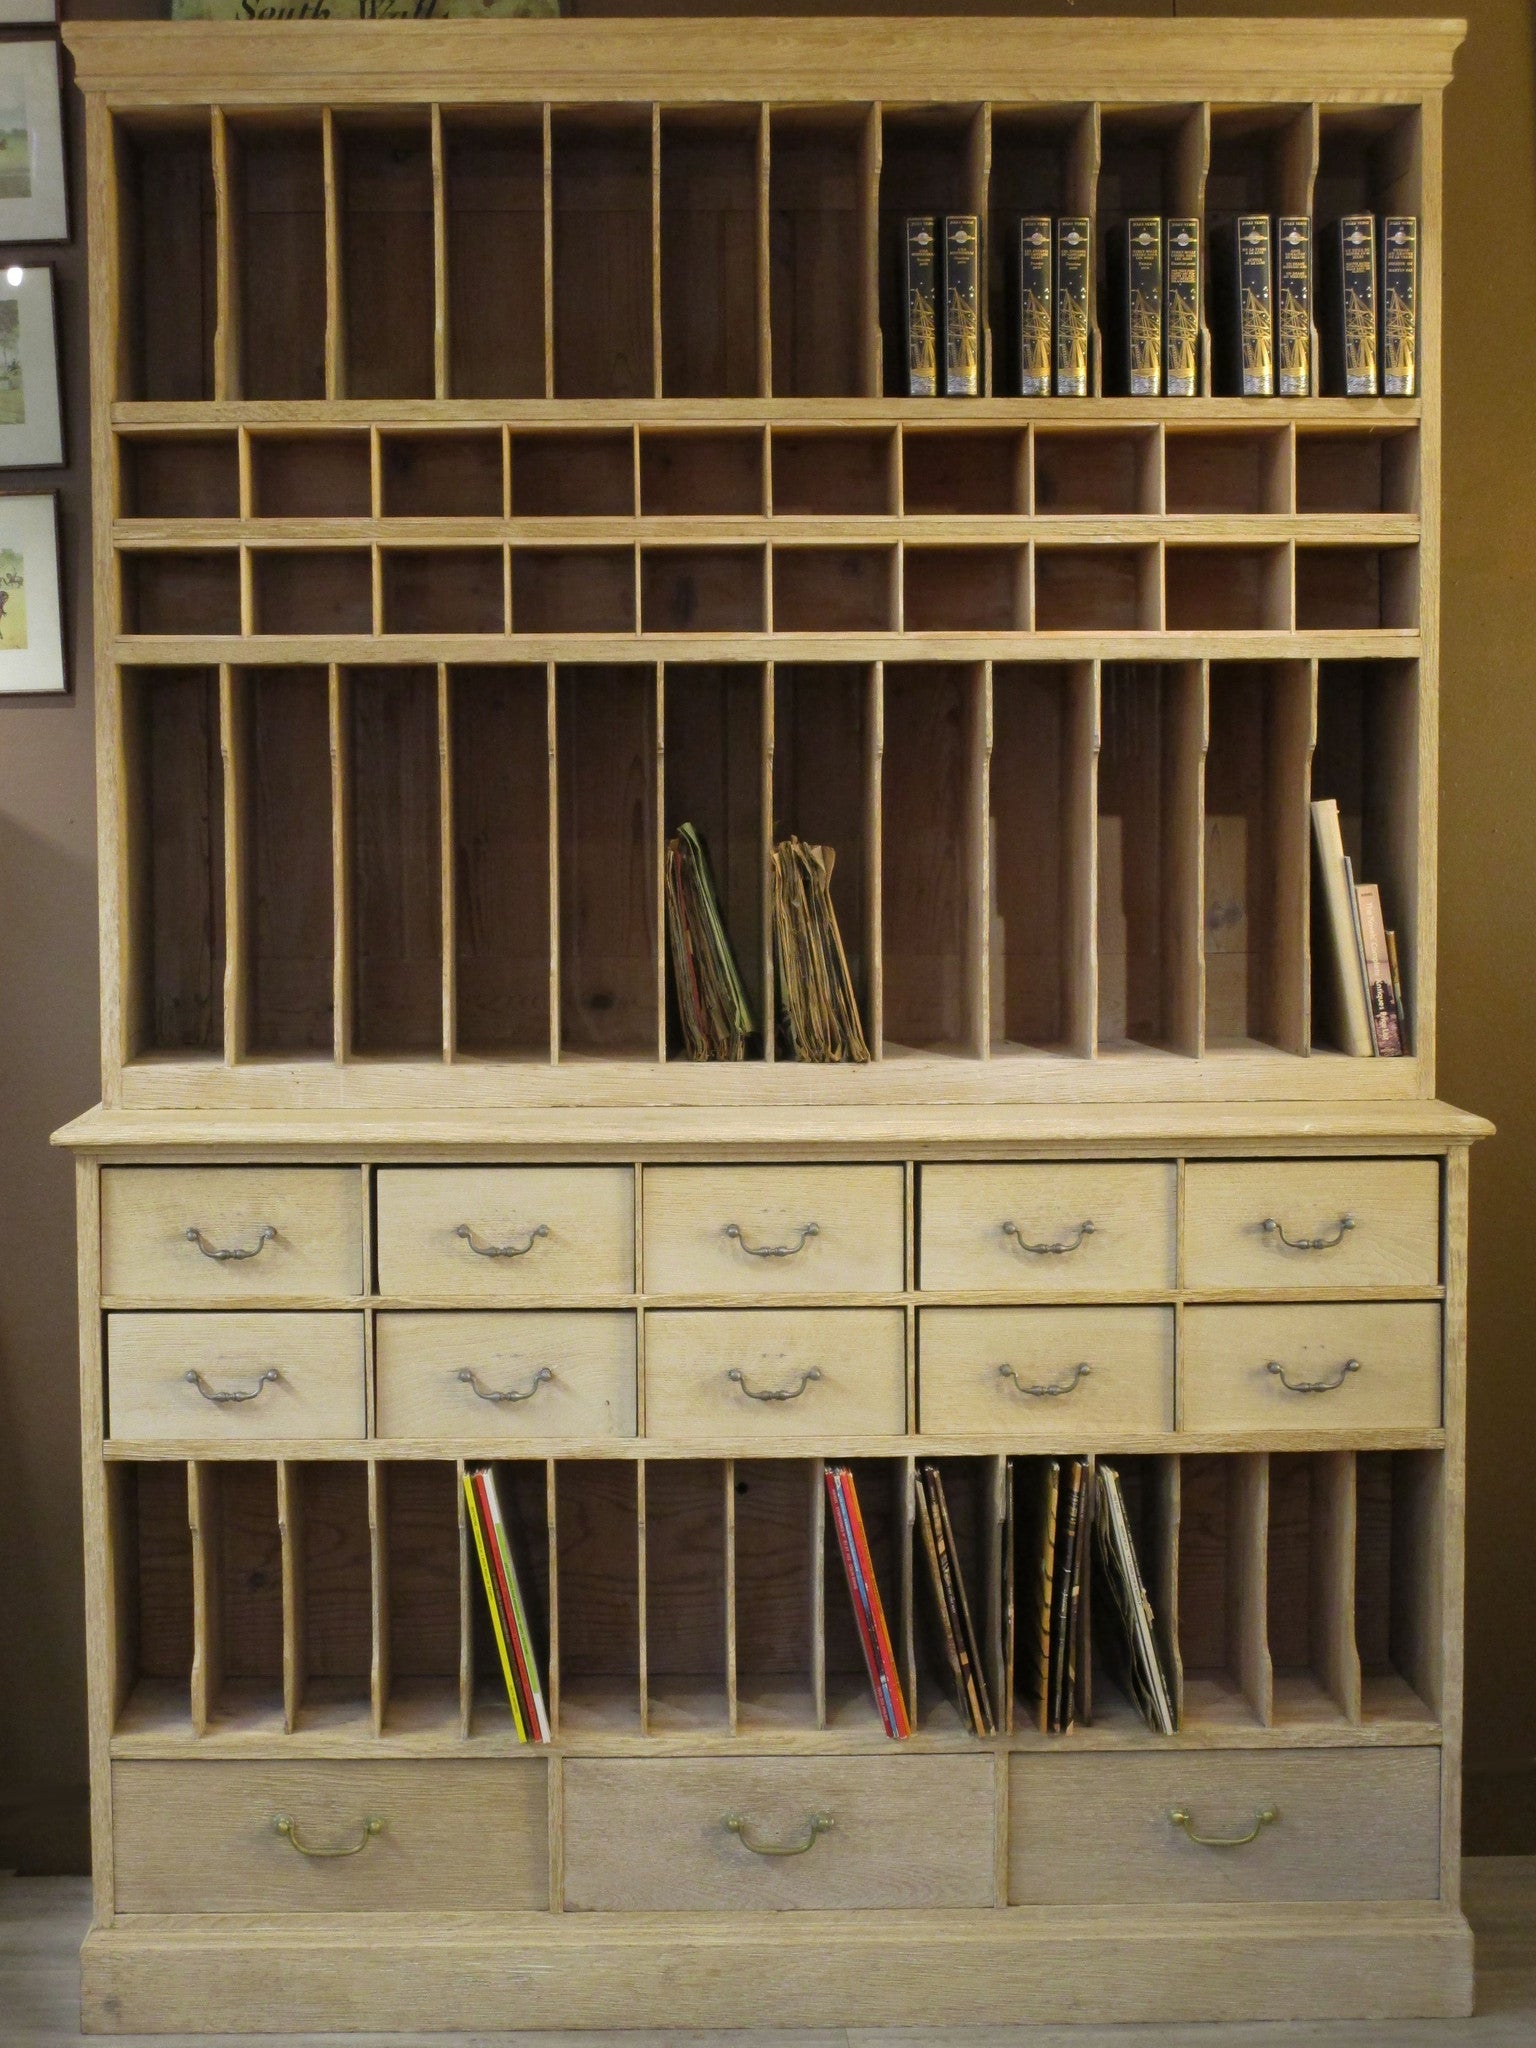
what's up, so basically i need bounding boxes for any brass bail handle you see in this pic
[1267,1357,1362,1395]
[456,1222,550,1260]
[1002,1219,1095,1257]
[998,1361,1092,1399]
[725,1811,833,1856]
[185,1224,276,1263]
[724,1221,820,1259]
[728,1365,823,1403]
[185,1367,279,1405]
[1262,1213,1356,1252]
[1169,1805,1278,1849]
[273,1814,384,1858]
[457,1365,553,1404]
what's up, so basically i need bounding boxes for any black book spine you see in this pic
[941,214,980,396]
[1164,217,1200,398]
[1124,216,1162,397]
[1276,214,1312,397]
[903,216,937,398]
[1381,215,1418,397]
[1323,213,1378,396]
[1017,215,1052,397]
[1237,214,1274,396]
[1055,216,1091,397]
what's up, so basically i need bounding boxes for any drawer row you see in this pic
[99,1159,1443,1304]
[104,1301,1444,1444]
[112,1748,1443,1915]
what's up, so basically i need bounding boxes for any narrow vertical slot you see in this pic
[1079,1456,1182,1735]
[1355,1450,1442,1724]
[1203,660,1313,1055]
[443,110,546,399]
[1267,1453,1356,1726]
[123,668,226,1060]
[322,110,345,398]
[724,1461,738,1733]
[380,1461,461,1736]
[223,668,248,1064]
[912,1457,999,1736]
[116,115,216,401]
[466,1460,552,1738]
[450,666,552,1060]
[277,1461,303,1735]
[228,116,327,400]
[111,1463,195,1738]
[659,108,760,397]
[877,107,980,397]
[987,108,1087,397]
[880,663,987,1058]
[337,115,435,399]
[1207,96,1318,394]
[293,1462,373,1735]
[823,1457,905,1734]
[368,1463,389,1738]
[769,108,871,397]
[642,1461,728,1732]
[233,667,335,1059]
[1311,659,1420,1054]
[550,108,654,399]
[1095,107,1202,398]
[439,666,455,1060]
[1177,1454,1271,1730]
[1095,663,1202,1057]
[772,663,876,1059]
[1314,106,1421,394]
[554,1462,641,1733]
[810,1458,826,1728]
[188,1463,222,1738]
[556,665,658,1058]
[662,664,766,1059]
[329,665,353,1061]
[210,1461,284,1736]
[348,666,444,1057]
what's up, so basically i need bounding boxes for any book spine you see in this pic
[1386,926,1408,1046]
[1164,217,1200,397]
[1236,213,1274,397]
[475,1472,538,1739]
[941,214,980,397]
[482,1467,550,1741]
[1017,215,1052,396]
[1055,217,1090,397]
[1329,214,1378,396]
[923,1468,983,1734]
[1124,216,1162,397]
[1356,881,1405,1057]
[1049,1462,1084,1733]
[826,1467,899,1737]
[1310,799,1376,1057]
[915,1473,969,1726]
[1381,215,1417,397]
[1276,215,1312,397]
[463,1473,527,1740]
[842,1468,911,1737]
[903,216,938,398]
[930,1465,994,1735]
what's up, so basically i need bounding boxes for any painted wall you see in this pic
[1,0,1531,1873]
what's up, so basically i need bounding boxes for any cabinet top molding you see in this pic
[62,16,1466,104]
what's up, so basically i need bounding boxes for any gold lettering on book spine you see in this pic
[1241,283,1273,392]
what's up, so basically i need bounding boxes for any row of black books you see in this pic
[1312,796,1408,1058]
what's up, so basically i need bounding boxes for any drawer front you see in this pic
[102,1167,363,1302]
[645,1309,906,1439]
[113,1760,548,1913]
[1009,1749,1440,1904]
[107,1313,366,1441]
[376,1311,636,1440]
[1181,1302,1442,1436]
[1183,1159,1440,1291]
[920,1306,1174,1435]
[643,1166,905,1297]
[564,1756,993,1911]
[920,1163,1176,1293]
[376,1167,634,1298]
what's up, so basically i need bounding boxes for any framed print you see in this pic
[0,42,67,244]
[0,0,57,22]
[0,492,64,694]
[0,266,61,467]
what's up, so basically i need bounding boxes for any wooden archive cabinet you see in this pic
[56,14,1489,2031]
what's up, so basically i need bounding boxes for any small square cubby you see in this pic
[250,434,372,519]
[119,435,240,521]
[381,433,505,519]
[383,549,506,635]
[772,430,895,516]
[640,431,764,517]
[902,430,1028,515]
[254,550,373,636]
[642,547,764,633]
[903,547,1028,633]
[773,547,895,633]
[1034,546,1159,633]
[1296,430,1419,515]
[1165,546,1290,632]
[511,431,635,519]
[1164,430,1291,515]
[513,548,635,635]
[122,552,241,636]
[1034,430,1159,516]
[1295,547,1418,631]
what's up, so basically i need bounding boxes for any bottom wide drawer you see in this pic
[563,1756,995,1911]
[112,1760,549,1913]
[1009,1749,1441,1905]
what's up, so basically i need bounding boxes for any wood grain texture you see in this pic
[918,1161,1176,1292]
[643,1166,904,1296]
[917,1305,1174,1436]
[375,1310,636,1441]
[102,1165,363,1301]
[106,1312,365,1443]
[1182,1301,1442,1437]
[375,1165,634,1296]
[644,1309,906,1440]
[1183,1158,1441,1290]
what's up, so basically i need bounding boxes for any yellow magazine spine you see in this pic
[463,1473,528,1743]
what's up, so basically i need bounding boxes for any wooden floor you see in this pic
[3,1865,1534,2045]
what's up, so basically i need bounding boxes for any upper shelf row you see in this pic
[116,98,1421,407]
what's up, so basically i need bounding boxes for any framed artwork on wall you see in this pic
[0,491,64,694]
[0,41,67,243]
[0,265,61,467]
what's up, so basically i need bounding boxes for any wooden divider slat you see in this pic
[540,105,555,400]
[810,1456,826,1730]
[1174,105,1212,396]
[755,105,771,398]
[1290,105,1322,395]
[277,1460,304,1735]
[859,105,882,397]
[1068,106,1102,396]
[649,105,663,402]
[367,1459,388,1738]
[188,1461,221,1738]
[211,110,240,403]
[653,661,667,1062]
[218,664,247,1066]
[966,660,993,1058]
[1152,1455,1184,1728]
[322,108,345,401]
[431,106,449,402]
[760,658,776,1061]
[1231,1452,1274,1727]
[636,1458,649,1735]
[1170,658,1208,1057]
[984,1454,1006,1731]
[864,661,884,1055]
[329,663,353,1062]
[1314,1450,1362,1722]
[967,105,992,397]
[1067,659,1100,1057]
[724,1459,738,1735]
[438,663,456,1061]
[545,661,561,1063]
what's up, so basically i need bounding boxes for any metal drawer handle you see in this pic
[457,1365,553,1404]
[1003,1219,1095,1257]
[725,1811,833,1856]
[185,1367,279,1405]
[1262,1214,1355,1252]
[724,1221,820,1259]
[728,1365,822,1403]
[1267,1357,1361,1395]
[998,1361,1092,1399]
[1169,1805,1277,1849]
[273,1814,384,1858]
[456,1222,550,1260]
[185,1224,276,1263]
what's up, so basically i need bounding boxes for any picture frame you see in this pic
[0,0,58,24]
[0,491,65,695]
[0,41,67,244]
[0,265,62,467]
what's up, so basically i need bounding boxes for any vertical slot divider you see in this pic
[322,108,346,400]
[277,1460,304,1736]
[1267,658,1317,1056]
[1300,656,1319,1050]
[1078,1456,1096,1727]
[755,105,772,396]
[1152,1455,1184,1728]
[968,104,993,396]
[1231,1453,1274,1727]
[1276,538,1297,632]
[211,109,240,402]
[761,660,776,1061]
[239,546,255,638]
[541,105,555,399]
[219,664,247,1066]
[860,105,883,395]
[654,662,667,1062]
[188,1461,221,1737]
[545,661,560,1062]
[329,664,353,1062]
[1280,422,1298,516]
[1068,106,1102,395]
[898,1456,916,1732]
[369,428,384,636]
[431,105,449,401]
[545,1458,561,1738]
[368,1459,388,1738]
[724,1459,738,1735]
[237,426,254,521]
[810,1457,826,1730]
[1285,105,1322,391]
[455,1457,473,1739]
[1068,659,1100,1058]
[650,104,663,400]
[984,1453,1006,1731]
[966,660,993,1058]
[1315,1450,1362,1722]
[865,661,884,1055]
[636,1459,649,1735]
[1168,659,1207,1058]
[1172,103,1212,396]
[1151,424,1168,515]
[438,664,456,1061]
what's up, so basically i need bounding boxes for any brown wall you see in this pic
[2,0,1532,1874]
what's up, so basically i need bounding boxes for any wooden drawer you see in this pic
[112,1760,548,1913]
[1009,1749,1441,1904]
[919,1306,1174,1435]
[376,1311,636,1440]
[1181,1302,1442,1436]
[642,1166,904,1296]
[919,1163,1176,1293]
[1183,1160,1440,1291]
[563,1756,994,1910]
[375,1168,634,1298]
[101,1167,362,1302]
[644,1309,906,1439]
[107,1313,365,1441]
